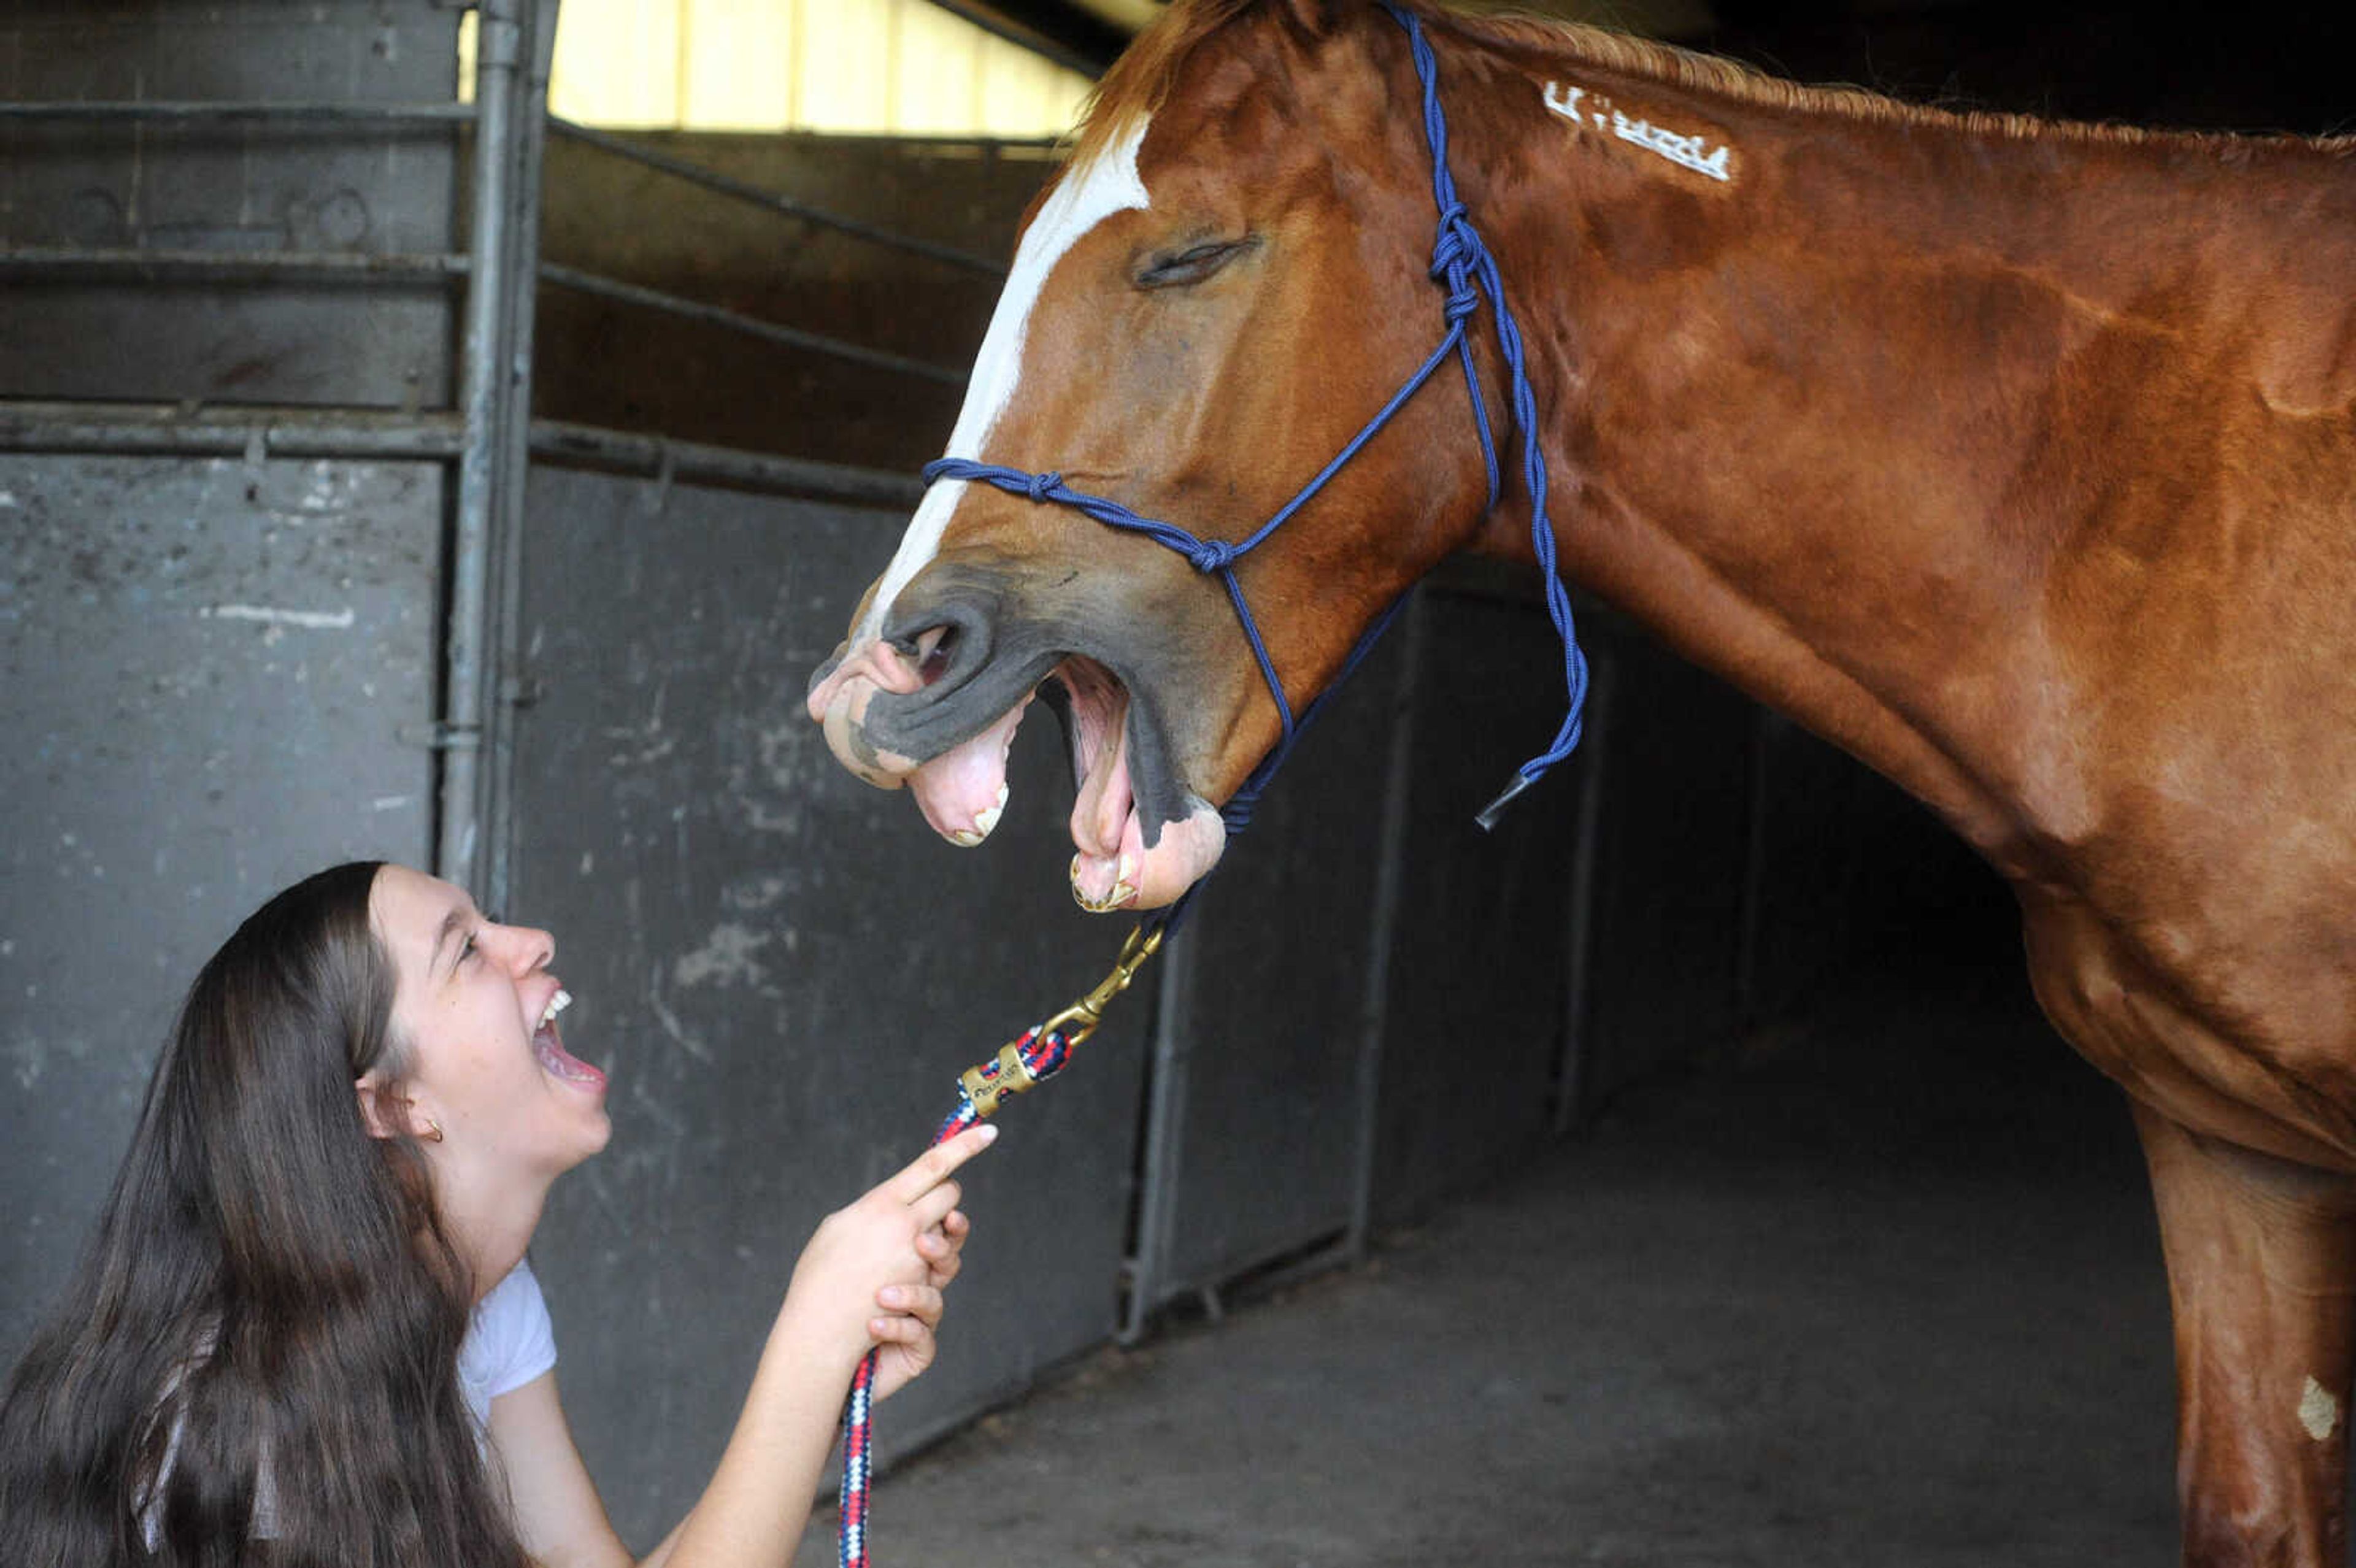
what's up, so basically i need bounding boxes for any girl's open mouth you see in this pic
[533,988,607,1091]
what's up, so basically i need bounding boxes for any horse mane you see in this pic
[1453,8,2356,155]
[1070,0,1261,169]
[1066,0,2355,170]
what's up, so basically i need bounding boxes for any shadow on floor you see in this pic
[796,944,2182,1567]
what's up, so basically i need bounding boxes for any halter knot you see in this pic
[1186,537,1241,573]
[1025,470,1064,503]
[1429,204,1482,322]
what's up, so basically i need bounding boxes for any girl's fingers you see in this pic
[908,1178,963,1231]
[917,1213,969,1255]
[919,1213,968,1286]
[869,1312,937,1347]
[887,1124,996,1204]
[877,1283,945,1325]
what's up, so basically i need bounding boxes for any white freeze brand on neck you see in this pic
[858,118,1154,643]
[1544,80,1733,184]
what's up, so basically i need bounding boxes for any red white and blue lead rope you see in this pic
[837,1024,1076,1568]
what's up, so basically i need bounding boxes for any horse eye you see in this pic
[1136,238,1247,289]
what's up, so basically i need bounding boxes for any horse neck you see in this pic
[1431,20,2348,872]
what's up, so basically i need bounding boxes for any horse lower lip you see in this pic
[907,694,1032,841]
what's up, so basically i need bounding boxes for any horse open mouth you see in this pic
[899,650,1222,911]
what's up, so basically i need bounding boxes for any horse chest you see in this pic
[2019,886,2356,1172]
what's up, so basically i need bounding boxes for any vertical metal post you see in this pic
[482,0,558,918]
[1344,591,1427,1259]
[1551,651,1616,1135]
[1121,916,1199,1345]
[437,0,525,888]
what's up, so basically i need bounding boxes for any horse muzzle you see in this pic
[804,572,1228,911]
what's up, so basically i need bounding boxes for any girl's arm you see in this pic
[490,1125,992,1568]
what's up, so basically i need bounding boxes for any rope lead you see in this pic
[839,923,1164,1568]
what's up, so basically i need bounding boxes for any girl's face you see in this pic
[368,865,612,1185]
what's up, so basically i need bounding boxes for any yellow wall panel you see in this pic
[979,41,1085,137]
[891,0,982,136]
[551,0,683,127]
[537,0,1096,137]
[793,0,894,133]
[679,0,793,132]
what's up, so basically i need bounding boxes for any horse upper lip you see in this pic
[858,642,1064,767]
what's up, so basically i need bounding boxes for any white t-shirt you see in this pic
[461,1258,561,1432]
[141,1259,558,1547]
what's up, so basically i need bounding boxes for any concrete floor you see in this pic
[797,951,2185,1566]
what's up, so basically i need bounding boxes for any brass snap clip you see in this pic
[957,923,1164,1120]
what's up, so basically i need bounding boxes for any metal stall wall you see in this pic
[507,464,1150,1545]
[1568,611,1760,1109]
[0,1,463,408]
[0,0,465,1367]
[533,128,1037,474]
[1371,583,1594,1223]
[1110,564,1798,1312]
[1129,617,1415,1315]
[0,453,443,1360]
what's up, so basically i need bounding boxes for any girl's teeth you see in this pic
[541,988,572,1029]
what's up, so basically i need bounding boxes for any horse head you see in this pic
[807,1,1517,911]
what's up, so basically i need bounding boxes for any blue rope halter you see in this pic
[922,2,1590,837]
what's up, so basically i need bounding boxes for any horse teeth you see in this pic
[974,802,1003,837]
[1069,853,1133,912]
[950,828,984,848]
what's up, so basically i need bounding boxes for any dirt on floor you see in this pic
[794,950,2182,1567]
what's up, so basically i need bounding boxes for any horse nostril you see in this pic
[915,625,958,686]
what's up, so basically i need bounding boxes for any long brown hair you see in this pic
[0,861,530,1567]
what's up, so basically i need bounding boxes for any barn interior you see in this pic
[2,0,2344,1560]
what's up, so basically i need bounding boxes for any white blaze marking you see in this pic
[1544,80,1733,183]
[2300,1376,2339,1442]
[857,118,1153,645]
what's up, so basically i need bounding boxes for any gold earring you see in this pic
[423,1118,444,1145]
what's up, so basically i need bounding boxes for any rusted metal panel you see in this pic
[0,452,441,1363]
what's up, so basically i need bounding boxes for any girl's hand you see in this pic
[868,1202,972,1402]
[782,1124,993,1396]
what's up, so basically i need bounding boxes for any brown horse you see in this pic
[803,1,2356,1558]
